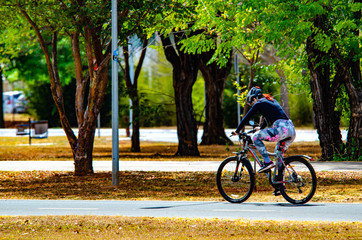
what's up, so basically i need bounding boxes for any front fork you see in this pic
[232,153,253,182]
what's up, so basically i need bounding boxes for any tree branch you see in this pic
[133,37,148,85]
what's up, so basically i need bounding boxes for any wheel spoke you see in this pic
[280,157,317,204]
[216,157,254,203]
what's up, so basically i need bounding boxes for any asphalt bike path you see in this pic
[1,200,361,222]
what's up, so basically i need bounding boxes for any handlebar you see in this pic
[230,128,257,138]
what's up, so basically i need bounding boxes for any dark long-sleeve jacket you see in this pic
[235,98,289,133]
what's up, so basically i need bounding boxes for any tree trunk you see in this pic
[309,72,342,160]
[306,18,342,160]
[74,121,96,175]
[161,33,200,156]
[69,26,111,175]
[173,73,200,156]
[344,5,362,160]
[344,59,362,159]
[199,50,233,145]
[131,97,141,152]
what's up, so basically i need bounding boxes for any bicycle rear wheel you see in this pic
[279,156,317,204]
[216,156,255,203]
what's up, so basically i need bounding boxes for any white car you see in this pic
[3,91,28,113]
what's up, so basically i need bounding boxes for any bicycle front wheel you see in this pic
[216,156,255,203]
[279,156,317,204]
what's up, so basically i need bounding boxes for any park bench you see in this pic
[16,119,48,145]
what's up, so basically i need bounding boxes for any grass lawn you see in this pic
[0,216,360,239]
[0,135,323,161]
[0,171,360,202]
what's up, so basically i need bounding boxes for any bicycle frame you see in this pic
[236,130,294,187]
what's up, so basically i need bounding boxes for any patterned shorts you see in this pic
[253,119,296,160]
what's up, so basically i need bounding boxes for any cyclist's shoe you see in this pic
[273,189,281,196]
[273,185,286,196]
[258,161,275,173]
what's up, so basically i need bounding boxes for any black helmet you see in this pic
[246,86,262,104]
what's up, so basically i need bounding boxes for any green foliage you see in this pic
[335,85,351,127]
[333,138,362,162]
[177,0,361,81]
[4,38,74,85]
[192,74,206,125]
[25,81,75,127]
[26,74,114,128]
[0,0,358,134]
[145,0,196,38]
[134,45,177,127]
[223,64,283,128]
[289,92,313,127]
[223,84,238,128]
[3,37,84,127]
[232,81,248,108]
[137,95,168,127]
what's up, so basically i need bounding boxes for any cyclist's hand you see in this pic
[254,127,260,131]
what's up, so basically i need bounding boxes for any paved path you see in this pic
[1,200,360,221]
[0,128,348,143]
[0,160,360,172]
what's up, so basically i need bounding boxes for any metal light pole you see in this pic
[111,0,119,186]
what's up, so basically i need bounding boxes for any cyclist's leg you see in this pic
[274,119,296,153]
[253,128,278,163]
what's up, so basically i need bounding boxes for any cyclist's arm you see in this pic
[235,104,259,133]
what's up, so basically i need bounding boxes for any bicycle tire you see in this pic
[216,156,255,203]
[279,156,317,204]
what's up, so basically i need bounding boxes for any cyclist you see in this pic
[232,86,296,173]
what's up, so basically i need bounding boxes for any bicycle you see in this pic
[216,122,317,204]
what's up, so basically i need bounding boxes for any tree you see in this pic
[272,0,361,159]
[120,36,148,152]
[148,2,202,155]
[199,47,233,145]
[1,0,116,175]
[182,0,361,160]
[161,32,200,156]
[118,1,170,152]
[179,30,234,145]
[336,0,362,159]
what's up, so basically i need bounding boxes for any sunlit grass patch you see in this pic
[0,136,322,161]
[0,216,360,239]
[0,171,360,202]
